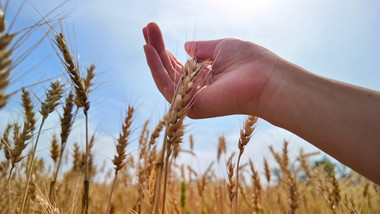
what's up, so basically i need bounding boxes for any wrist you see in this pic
[256,58,309,127]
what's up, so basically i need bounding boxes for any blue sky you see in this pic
[2,0,380,179]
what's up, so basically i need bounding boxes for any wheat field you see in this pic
[0,2,379,214]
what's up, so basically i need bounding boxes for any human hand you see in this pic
[143,22,280,118]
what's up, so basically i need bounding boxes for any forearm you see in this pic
[258,59,380,184]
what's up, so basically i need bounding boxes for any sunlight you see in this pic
[208,0,279,20]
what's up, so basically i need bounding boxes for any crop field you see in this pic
[0,2,379,214]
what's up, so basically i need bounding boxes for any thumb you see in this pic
[185,39,224,60]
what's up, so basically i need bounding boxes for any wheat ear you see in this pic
[0,7,16,109]
[21,88,36,132]
[263,158,271,184]
[49,92,75,202]
[20,80,63,212]
[227,162,236,211]
[217,136,226,162]
[235,116,258,214]
[153,58,210,214]
[0,89,34,199]
[249,159,262,214]
[54,30,95,214]
[0,122,32,200]
[106,106,134,214]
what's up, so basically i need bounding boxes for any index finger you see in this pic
[185,39,224,61]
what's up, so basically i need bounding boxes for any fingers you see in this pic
[144,44,175,102]
[144,23,177,81]
[143,26,148,43]
[167,51,182,83]
[184,39,224,61]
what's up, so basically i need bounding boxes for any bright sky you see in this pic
[2,0,380,180]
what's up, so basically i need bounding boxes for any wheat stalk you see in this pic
[270,142,300,214]
[135,120,149,213]
[0,122,32,200]
[235,115,258,214]
[20,80,63,212]
[107,106,134,214]
[53,29,95,213]
[49,92,75,203]
[153,58,211,214]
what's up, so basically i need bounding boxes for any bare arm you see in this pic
[143,22,380,184]
[259,59,380,184]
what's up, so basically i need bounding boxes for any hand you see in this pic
[143,22,280,118]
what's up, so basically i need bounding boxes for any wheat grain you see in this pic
[21,79,63,212]
[107,106,134,214]
[235,115,258,214]
[263,158,271,184]
[227,162,235,211]
[149,119,165,149]
[154,58,211,214]
[217,136,226,162]
[249,159,262,214]
[40,80,64,118]
[112,106,134,171]
[50,134,59,165]
[21,88,36,132]
[0,7,15,109]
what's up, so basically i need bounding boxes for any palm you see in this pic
[143,23,278,118]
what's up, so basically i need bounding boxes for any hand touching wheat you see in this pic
[143,22,280,119]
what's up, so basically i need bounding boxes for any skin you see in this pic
[143,22,380,184]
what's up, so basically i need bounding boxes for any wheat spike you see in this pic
[189,134,194,151]
[112,106,134,171]
[40,80,64,118]
[149,119,165,148]
[227,162,236,208]
[9,122,32,168]
[235,115,258,214]
[263,158,271,184]
[217,136,226,162]
[154,58,211,214]
[60,92,74,148]
[0,121,32,200]
[107,106,134,214]
[50,134,59,165]
[1,124,12,152]
[72,142,81,172]
[54,32,93,111]
[0,7,16,109]
[21,79,63,212]
[21,88,36,132]
[249,159,262,214]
